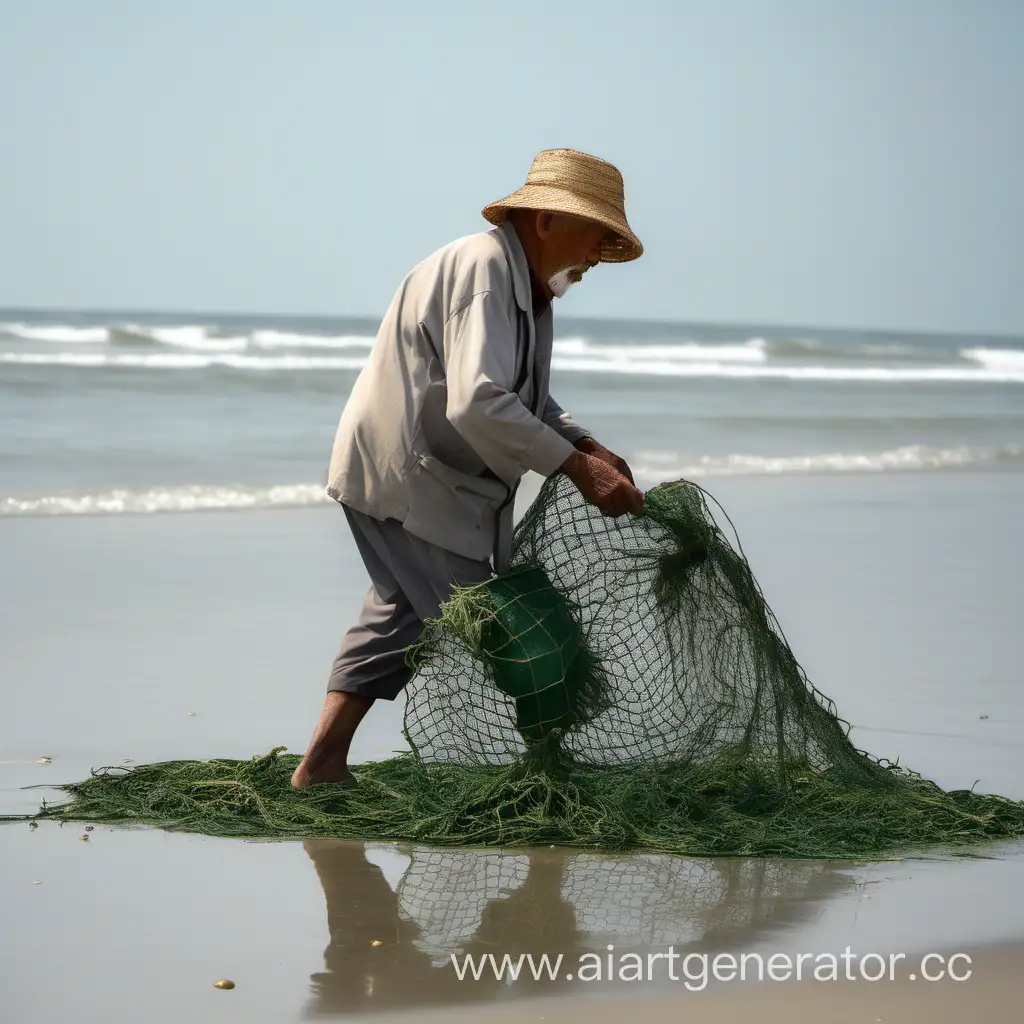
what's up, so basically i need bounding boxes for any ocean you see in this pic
[2,308,1022,515]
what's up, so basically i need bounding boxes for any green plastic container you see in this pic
[480,566,584,742]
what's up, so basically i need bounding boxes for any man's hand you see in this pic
[561,450,644,517]
[574,436,635,485]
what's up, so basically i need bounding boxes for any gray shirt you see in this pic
[326,221,589,569]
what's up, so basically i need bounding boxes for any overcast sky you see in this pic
[1,1,1021,334]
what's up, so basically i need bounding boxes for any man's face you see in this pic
[536,213,613,291]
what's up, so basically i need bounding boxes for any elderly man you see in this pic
[292,149,644,788]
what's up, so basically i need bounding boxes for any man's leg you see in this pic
[292,506,491,788]
[290,690,374,788]
[292,574,425,787]
[293,505,424,788]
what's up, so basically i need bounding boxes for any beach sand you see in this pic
[2,472,1023,1021]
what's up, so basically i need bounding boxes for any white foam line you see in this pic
[6,342,1024,383]
[552,338,767,363]
[1,483,332,516]
[961,346,1024,373]
[0,352,369,371]
[631,444,1024,480]
[7,351,1018,382]
[0,323,109,343]
[550,357,1024,383]
[249,330,375,350]
[4,445,1021,517]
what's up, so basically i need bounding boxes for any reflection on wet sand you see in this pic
[300,841,856,1017]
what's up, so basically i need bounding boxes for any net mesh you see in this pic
[406,473,877,783]
[6,473,1024,858]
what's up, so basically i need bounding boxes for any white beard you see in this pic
[548,264,586,299]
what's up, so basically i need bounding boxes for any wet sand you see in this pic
[4,823,1024,1022]
[2,473,1023,1021]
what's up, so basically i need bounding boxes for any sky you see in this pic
[1,1,1021,335]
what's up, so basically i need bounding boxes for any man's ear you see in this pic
[535,211,555,240]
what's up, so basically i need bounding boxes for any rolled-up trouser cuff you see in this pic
[328,644,412,701]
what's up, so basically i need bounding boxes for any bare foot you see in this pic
[291,759,359,789]
[291,691,374,790]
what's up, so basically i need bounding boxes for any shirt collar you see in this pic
[494,220,534,315]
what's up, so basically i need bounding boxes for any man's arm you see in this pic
[443,289,576,480]
[540,394,590,446]
[442,286,642,516]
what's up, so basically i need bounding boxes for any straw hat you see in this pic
[482,148,643,263]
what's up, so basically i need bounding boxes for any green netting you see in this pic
[6,472,1024,858]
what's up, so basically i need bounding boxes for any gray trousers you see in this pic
[328,504,494,700]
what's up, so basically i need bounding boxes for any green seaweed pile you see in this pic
[7,473,1024,858]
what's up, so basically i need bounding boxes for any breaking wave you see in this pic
[4,445,1021,517]
[5,349,1024,382]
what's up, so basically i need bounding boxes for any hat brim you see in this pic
[481,184,643,263]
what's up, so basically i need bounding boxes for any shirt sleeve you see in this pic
[540,394,591,445]
[443,289,576,479]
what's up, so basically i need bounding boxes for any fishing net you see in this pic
[6,472,1024,857]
